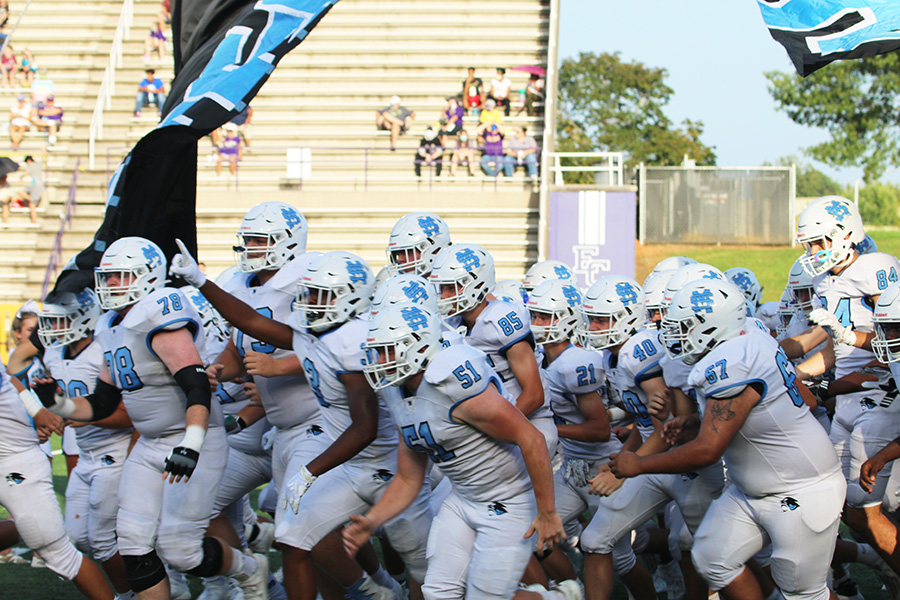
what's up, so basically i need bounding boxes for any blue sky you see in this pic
[558,0,874,186]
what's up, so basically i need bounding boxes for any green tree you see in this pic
[766,53,900,182]
[768,156,844,197]
[858,182,900,227]
[556,52,716,182]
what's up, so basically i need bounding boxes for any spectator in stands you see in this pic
[490,67,512,116]
[231,104,253,147]
[142,19,167,62]
[439,96,463,147]
[8,94,32,149]
[21,155,42,211]
[479,123,505,177]
[414,127,443,178]
[30,74,53,104]
[521,73,544,117]
[35,95,62,146]
[462,66,485,115]
[160,0,171,25]
[134,68,166,117]
[449,128,476,177]
[503,125,538,179]
[376,95,415,151]
[0,173,32,224]
[477,98,503,133]
[17,48,36,87]
[0,44,16,88]
[216,123,243,176]
[0,0,10,29]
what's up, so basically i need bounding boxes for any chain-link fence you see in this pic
[638,166,795,245]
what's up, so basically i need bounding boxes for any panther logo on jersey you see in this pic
[418,216,440,237]
[690,289,715,314]
[825,200,850,222]
[306,424,324,437]
[615,282,638,306]
[372,469,394,482]
[681,472,698,481]
[402,281,428,303]
[346,261,369,285]
[562,285,581,307]
[861,397,877,411]
[780,497,799,512]
[5,472,24,485]
[281,207,303,229]
[554,265,573,280]
[488,501,507,516]
[401,306,429,331]
[101,455,116,466]
[142,245,163,269]
[456,248,481,271]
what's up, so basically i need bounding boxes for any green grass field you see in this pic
[635,229,900,304]
[4,235,900,598]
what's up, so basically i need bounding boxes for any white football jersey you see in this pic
[544,345,621,461]
[42,340,133,454]
[291,315,398,464]
[463,299,551,418]
[608,328,664,442]
[95,287,223,439]
[382,344,531,502]
[814,252,900,378]
[0,369,39,454]
[688,328,840,496]
[222,257,317,429]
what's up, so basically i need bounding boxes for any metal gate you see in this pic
[638,165,795,245]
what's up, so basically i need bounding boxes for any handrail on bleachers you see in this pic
[88,0,133,169]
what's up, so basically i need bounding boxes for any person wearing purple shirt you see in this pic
[503,126,538,178]
[439,96,464,147]
[479,124,504,177]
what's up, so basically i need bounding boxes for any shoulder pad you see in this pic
[556,346,605,394]
[220,270,254,294]
[128,287,202,338]
[333,317,369,372]
[480,300,533,351]
[855,253,900,295]
[266,257,307,295]
[424,345,498,403]
[688,333,766,399]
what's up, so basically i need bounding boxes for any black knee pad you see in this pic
[186,537,224,578]
[122,551,166,593]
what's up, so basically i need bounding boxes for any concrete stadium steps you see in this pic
[0,0,550,301]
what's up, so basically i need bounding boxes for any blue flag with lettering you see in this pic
[49,0,337,298]
[758,0,900,76]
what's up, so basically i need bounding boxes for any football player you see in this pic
[609,278,845,600]
[344,302,570,600]
[37,289,136,597]
[429,244,556,452]
[785,196,900,574]
[172,247,427,600]
[41,237,268,600]
[577,275,722,600]
[385,211,451,277]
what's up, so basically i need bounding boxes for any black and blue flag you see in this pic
[49,0,337,298]
[758,0,900,76]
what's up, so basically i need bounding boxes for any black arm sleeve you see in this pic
[85,379,122,420]
[174,365,211,410]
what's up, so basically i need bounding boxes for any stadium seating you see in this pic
[0,0,550,302]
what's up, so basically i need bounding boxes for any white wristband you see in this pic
[607,407,628,422]
[180,424,206,451]
[18,389,44,418]
[300,464,317,484]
